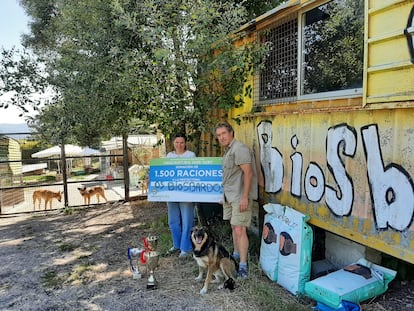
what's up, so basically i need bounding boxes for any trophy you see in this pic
[142,235,159,251]
[127,247,144,279]
[141,234,160,289]
[128,235,160,284]
[144,250,160,289]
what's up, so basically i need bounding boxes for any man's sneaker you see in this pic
[179,251,191,258]
[237,267,248,279]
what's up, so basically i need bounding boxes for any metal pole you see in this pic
[122,134,130,202]
[61,143,69,207]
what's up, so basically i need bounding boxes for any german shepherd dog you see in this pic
[33,190,62,210]
[191,226,238,294]
[77,185,108,205]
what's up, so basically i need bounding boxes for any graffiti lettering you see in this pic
[361,124,414,231]
[304,162,325,202]
[258,121,414,231]
[290,135,302,197]
[258,121,283,193]
[325,124,356,216]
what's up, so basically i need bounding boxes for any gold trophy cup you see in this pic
[145,235,159,251]
[144,251,160,289]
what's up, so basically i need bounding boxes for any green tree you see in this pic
[303,0,364,94]
[12,0,268,152]
[0,47,48,117]
[21,0,141,145]
[232,0,285,20]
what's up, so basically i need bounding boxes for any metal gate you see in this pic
[0,133,151,215]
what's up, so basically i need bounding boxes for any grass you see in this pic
[152,213,310,311]
[204,221,309,310]
[66,262,94,285]
[41,270,63,288]
[59,243,76,252]
[23,174,56,183]
[41,264,93,287]
[38,202,311,310]
[54,237,97,286]
[64,207,74,215]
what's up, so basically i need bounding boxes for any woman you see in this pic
[166,133,196,257]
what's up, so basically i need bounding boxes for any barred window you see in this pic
[257,0,364,105]
[259,16,298,104]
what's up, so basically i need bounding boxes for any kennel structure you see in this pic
[0,136,24,208]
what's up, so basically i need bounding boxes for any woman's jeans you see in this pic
[167,202,194,253]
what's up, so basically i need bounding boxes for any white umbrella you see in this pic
[79,147,100,156]
[31,144,83,158]
[31,144,87,174]
[79,147,100,167]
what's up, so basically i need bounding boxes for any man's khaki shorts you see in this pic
[223,200,252,227]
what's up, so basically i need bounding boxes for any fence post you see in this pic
[122,134,130,202]
[61,143,69,207]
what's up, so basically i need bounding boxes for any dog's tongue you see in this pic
[196,236,203,244]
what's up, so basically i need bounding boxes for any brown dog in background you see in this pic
[191,226,238,294]
[77,185,108,205]
[33,190,62,210]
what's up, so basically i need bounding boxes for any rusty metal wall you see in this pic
[222,0,414,264]
[230,107,414,263]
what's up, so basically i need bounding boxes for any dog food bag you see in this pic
[259,203,313,295]
[259,203,284,281]
[276,206,313,295]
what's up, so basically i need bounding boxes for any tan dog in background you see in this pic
[137,179,148,194]
[33,190,62,210]
[77,185,108,205]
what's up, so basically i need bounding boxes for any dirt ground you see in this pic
[0,201,412,311]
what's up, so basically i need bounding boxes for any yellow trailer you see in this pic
[225,0,414,264]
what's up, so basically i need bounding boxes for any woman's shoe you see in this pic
[166,246,180,256]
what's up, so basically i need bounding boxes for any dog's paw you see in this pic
[224,278,236,290]
[199,287,208,295]
[195,274,203,282]
[210,278,220,284]
[217,284,224,290]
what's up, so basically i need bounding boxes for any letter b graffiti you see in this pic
[362,124,414,231]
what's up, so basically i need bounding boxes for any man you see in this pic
[215,122,257,278]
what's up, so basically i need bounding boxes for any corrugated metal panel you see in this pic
[7,138,22,176]
[0,137,8,161]
[234,108,414,263]
[223,0,414,263]
[0,137,22,177]
[365,0,414,103]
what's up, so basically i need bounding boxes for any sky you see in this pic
[0,0,33,124]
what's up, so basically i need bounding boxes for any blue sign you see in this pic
[147,157,223,203]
